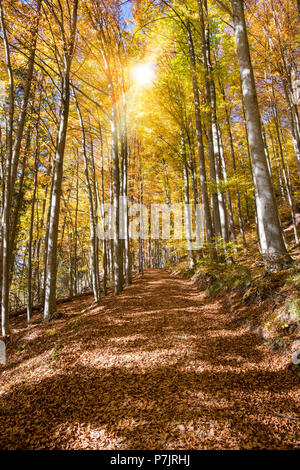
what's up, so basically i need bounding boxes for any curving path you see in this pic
[0,269,299,449]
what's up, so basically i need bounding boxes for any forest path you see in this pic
[0,269,299,449]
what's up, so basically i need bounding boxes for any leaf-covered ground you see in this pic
[0,269,299,449]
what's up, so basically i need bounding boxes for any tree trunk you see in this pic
[44,76,71,320]
[182,143,196,269]
[218,125,237,253]
[74,95,100,303]
[120,102,131,286]
[27,131,39,322]
[220,83,247,247]
[185,20,216,261]
[196,1,223,240]
[0,0,15,336]
[231,0,290,268]
[111,108,123,294]
[44,0,78,320]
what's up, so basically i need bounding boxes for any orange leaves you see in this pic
[0,269,299,449]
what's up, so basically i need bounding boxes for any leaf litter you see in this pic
[0,269,299,449]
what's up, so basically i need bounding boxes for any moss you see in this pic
[195,263,253,297]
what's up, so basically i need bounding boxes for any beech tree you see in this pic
[44,0,79,320]
[229,0,291,268]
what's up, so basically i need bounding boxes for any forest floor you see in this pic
[0,269,299,450]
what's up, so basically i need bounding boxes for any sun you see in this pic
[132,63,155,87]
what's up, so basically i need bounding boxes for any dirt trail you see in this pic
[0,269,299,449]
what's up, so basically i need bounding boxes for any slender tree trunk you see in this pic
[220,83,247,247]
[9,128,30,280]
[185,20,216,261]
[111,107,122,294]
[44,0,78,320]
[0,0,15,335]
[120,102,131,286]
[182,140,196,269]
[44,76,71,320]
[27,133,39,322]
[197,2,222,240]
[90,139,101,298]
[218,125,237,253]
[108,168,115,286]
[74,157,79,295]
[138,145,144,275]
[74,96,100,303]
[215,127,230,256]
[99,128,107,295]
[188,139,202,253]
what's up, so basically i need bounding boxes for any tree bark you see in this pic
[185,20,216,261]
[182,136,196,269]
[74,94,100,303]
[27,128,40,321]
[197,1,223,240]
[231,0,290,268]
[44,0,78,320]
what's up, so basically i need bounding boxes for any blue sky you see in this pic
[120,0,134,27]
